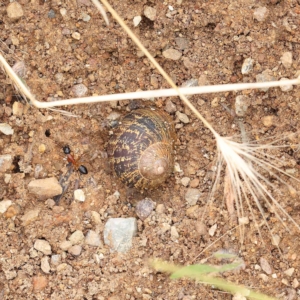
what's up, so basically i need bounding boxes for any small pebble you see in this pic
[0,155,13,172]
[211,97,219,107]
[253,7,268,22]
[107,112,121,121]
[74,189,85,202]
[82,13,90,22]
[271,234,280,246]
[284,268,295,277]
[54,73,64,84]
[38,144,46,154]
[189,178,199,188]
[281,278,289,286]
[156,204,165,214]
[175,37,189,50]
[60,8,67,16]
[196,221,207,235]
[208,224,217,236]
[0,200,12,214]
[59,240,72,251]
[180,177,190,187]
[72,32,81,40]
[4,174,11,184]
[4,204,21,218]
[174,162,182,173]
[34,239,52,255]
[238,217,249,225]
[29,248,38,258]
[48,9,56,19]
[181,78,199,88]
[144,6,156,21]
[185,188,201,206]
[4,270,17,280]
[7,2,24,19]
[260,257,272,275]
[51,255,61,266]
[12,102,24,117]
[165,100,177,114]
[254,264,261,270]
[170,226,179,241]
[292,278,299,288]
[181,78,199,99]
[104,218,137,253]
[279,78,293,92]
[28,177,62,200]
[0,123,14,135]
[21,209,40,226]
[256,69,276,92]
[241,58,254,75]
[162,49,182,60]
[33,276,48,291]
[72,83,88,97]
[183,57,194,69]
[198,74,209,86]
[176,111,189,124]
[68,245,82,256]
[85,230,101,247]
[56,263,70,272]
[133,16,142,27]
[90,211,101,224]
[52,206,64,214]
[61,28,71,35]
[12,61,26,77]
[280,52,293,69]
[235,95,250,117]
[150,75,159,88]
[69,230,84,245]
[262,115,275,127]
[136,198,155,220]
[272,234,280,246]
[186,205,199,219]
[41,257,50,274]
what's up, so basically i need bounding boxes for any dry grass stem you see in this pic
[2,53,298,110]
[90,0,109,25]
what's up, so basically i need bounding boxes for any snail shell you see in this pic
[107,109,176,190]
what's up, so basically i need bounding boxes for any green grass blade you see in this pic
[151,260,277,300]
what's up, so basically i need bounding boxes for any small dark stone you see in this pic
[48,9,56,19]
[136,198,155,220]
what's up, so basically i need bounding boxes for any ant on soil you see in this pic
[54,145,88,204]
[63,145,88,175]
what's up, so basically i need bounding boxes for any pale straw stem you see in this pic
[1,54,299,111]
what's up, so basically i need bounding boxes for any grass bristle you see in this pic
[211,133,300,245]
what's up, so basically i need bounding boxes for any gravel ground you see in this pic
[1,0,300,299]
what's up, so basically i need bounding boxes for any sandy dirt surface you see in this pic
[1,0,300,299]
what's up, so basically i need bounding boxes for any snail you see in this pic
[107,108,176,190]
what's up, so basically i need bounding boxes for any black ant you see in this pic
[63,145,88,175]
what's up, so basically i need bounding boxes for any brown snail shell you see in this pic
[107,109,176,190]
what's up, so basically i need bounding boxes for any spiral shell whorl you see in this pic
[107,109,176,190]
